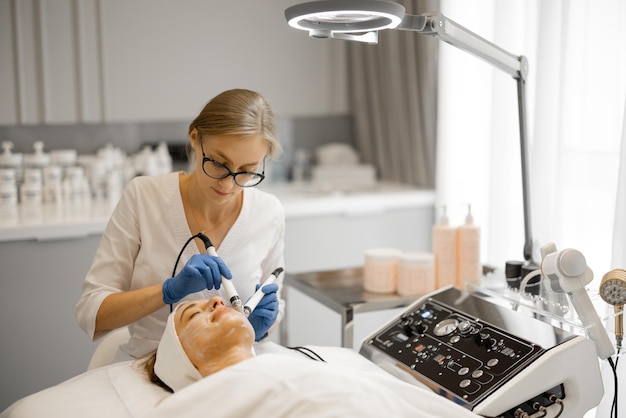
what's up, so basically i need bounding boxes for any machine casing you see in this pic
[359,286,603,417]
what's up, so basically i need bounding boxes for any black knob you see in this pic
[401,319,413,335]
[474,332,491,346]
[414,321,427,335]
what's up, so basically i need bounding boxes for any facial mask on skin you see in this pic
[154,305,203,392]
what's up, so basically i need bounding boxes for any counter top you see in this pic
[0,203,114,242]
[0,181,435,242]
[260,181,435,218]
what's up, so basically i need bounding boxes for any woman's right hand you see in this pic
[162,254,232,304]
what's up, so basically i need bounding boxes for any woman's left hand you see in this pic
[247,283,279,341]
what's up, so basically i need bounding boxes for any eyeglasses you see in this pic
[200,141,265,187]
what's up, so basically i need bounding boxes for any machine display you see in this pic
[360,286,603,417]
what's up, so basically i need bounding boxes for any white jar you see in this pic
[364,248,401,294]
[397,252,435,296]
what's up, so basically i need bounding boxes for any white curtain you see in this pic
[347,0,439,189]
[437,0,626,278]
[612,98,626,268]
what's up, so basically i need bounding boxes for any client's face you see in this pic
[175,296,255,368]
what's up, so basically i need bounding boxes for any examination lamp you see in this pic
[285,0,534,262]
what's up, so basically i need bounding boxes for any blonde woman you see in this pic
[76,89,285,362]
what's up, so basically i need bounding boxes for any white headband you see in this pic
[154,305,203,392]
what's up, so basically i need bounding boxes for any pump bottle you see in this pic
[456,204,481,288]
[432,205,456,288]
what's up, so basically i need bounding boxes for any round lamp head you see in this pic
[285,0,405,36]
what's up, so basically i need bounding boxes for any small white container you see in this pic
[19,181,42,206]
[43,166,62,184]
[364,248,401,294]
[0,182,18,208]
[50,149,78,169]
[23,168,43,186]
[0,141,24,183]
[397,252,435,296]
[0,168,16,187]
[23,141,49,169]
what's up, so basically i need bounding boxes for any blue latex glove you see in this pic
[248,283,279,341]
[162,254,232,304]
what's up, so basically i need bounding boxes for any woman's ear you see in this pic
[189,128,200,149]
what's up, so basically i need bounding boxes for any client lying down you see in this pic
[2,297,480,418]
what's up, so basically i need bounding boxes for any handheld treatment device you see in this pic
[244,267,284,317]
[197,233,244,314]
[540,246,615,360]
[599,268,626,350]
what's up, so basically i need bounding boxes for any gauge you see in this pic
[433,318,459,336]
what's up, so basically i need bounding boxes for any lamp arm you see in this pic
[517,75,533,262]
[398,13,527,81]
[399,12,534,262]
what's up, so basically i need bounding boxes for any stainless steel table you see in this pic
[281,268,419,348]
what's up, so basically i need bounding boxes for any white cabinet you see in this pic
[267,184,436,274]
[0,235,102,412]
[285,204,434,273]
[0,0,347,125]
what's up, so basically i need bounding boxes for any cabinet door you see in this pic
[1,0,347,125]
[285,206,434,274]
[0,0,102,125]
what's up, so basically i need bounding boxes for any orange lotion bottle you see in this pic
[432,205,457,288]
[456,205,481,288]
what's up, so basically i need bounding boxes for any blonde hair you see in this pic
[189,89,282,160]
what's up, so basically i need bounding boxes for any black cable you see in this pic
[169,232,204,313]
[608,354,619,418]
[286,346,326,362]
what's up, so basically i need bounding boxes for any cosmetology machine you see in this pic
[360,244,618,417]
[359,285,603,417]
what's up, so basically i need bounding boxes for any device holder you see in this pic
[469,243,619,360]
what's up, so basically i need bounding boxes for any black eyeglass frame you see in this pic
[199,140,266,187]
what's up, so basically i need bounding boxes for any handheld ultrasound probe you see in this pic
[541,246,615,359]
[197,232,244,314]
[599,268,626,351]
[243,267,284,317]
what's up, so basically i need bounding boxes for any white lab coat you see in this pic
[75,172,285,359]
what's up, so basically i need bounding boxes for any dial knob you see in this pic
[458,320,473,335]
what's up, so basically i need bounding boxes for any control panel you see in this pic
[361,297,546,408]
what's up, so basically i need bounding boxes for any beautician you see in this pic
[76,88,285,361]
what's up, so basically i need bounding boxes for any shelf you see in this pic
[469,271,622,338]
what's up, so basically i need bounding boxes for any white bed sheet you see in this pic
[0,360,168,418]
[1,343,479,418]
